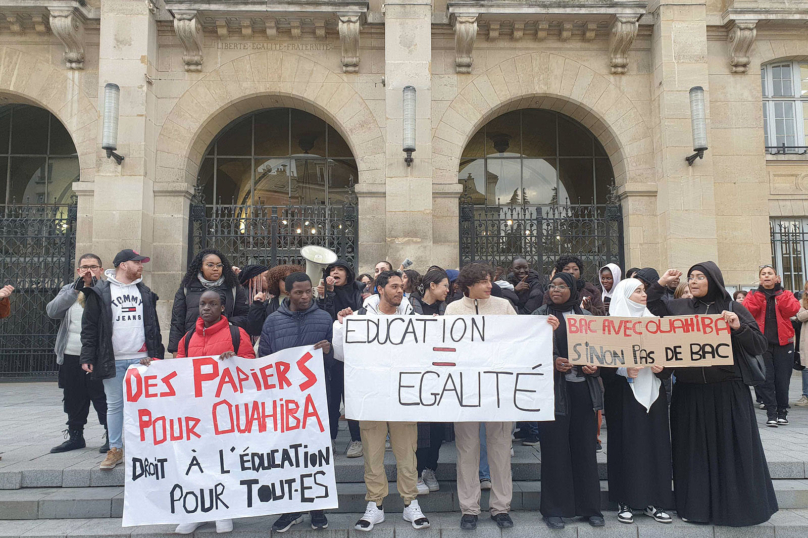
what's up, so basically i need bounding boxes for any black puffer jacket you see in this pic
[79,280,164,381]
[169,279,249,352]
[506,270,546,314]
[257,299,334,370]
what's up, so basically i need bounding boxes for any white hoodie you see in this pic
[105,268,148,361]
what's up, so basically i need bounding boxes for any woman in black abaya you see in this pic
[533,272,604,530]
[648,262,777,526]
[601,278,673,525]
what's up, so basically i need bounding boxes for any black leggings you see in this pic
[760,343,794,418]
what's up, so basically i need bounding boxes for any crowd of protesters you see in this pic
[1,247,798,532]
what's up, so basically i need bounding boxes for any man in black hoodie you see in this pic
[318,259,364,457]
[506,257,546,314]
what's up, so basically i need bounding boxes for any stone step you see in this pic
[2,510,808,538]
[3,447,807,489]
[2,480,808,520]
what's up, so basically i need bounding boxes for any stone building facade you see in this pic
[1,0,808,337]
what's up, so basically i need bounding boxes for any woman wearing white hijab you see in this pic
[601,278,673,525]
[599,263,622,315]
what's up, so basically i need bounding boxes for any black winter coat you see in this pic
[257,299,335,369]
[169,280,249,352]
[507,270,547,314]
[246,296,280,337]
[532,304,602,417]
[79,281,164,381]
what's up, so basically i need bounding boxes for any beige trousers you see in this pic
[359,421,419,504]
[455,421,513,515]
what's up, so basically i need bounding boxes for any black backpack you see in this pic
[183,324,241,356]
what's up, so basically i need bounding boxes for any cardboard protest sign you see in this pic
[566,314,733,368]
[122,346,336,527]
[342,315,554,422]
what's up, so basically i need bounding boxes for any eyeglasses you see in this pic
[204,263,224,269]
[79,265,100,271]
[687,275,707,282]
[548,284,570,291]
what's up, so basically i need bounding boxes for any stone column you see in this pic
[650,0,718,270]
[92,0,158,285]
[383,1,434,268]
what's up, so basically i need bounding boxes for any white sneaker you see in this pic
[422,469,439,492]
[346,440,363,458]
[175,522,203,534]
[215,519,233,533]
[480,479,492,490]
[795,395,808,407]
[644,506,672,524]
[403,499,430,530]
[355,502,385,532]
[417,477,430,495]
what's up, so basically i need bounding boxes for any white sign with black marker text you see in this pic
[342,315,555,422]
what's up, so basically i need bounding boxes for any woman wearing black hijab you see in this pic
[532,272,604,529]
[649,262,777,526]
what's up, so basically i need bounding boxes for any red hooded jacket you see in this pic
[176,316,256,359]
[743,288,800,346]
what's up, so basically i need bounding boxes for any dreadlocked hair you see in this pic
[267,264,304,296]
[182,249,240,289]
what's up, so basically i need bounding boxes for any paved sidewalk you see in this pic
[2,371,808,479]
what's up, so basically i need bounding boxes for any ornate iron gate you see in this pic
[459,193,624,283]
[189,187,359,271]
[0,203,77,378]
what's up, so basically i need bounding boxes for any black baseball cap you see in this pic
[113,249,150,267]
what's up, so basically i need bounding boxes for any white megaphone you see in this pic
[301,245,338,298]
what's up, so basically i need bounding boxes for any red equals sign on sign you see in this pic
[432,347,456,367]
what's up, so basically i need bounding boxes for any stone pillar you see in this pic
[650,0,718,271]
[92,0,158,284]
[383,1,434,269]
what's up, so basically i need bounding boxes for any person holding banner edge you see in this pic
[445,262,560,531]
[532,271,604,529]
[333,270,431,532]
[649,263,777,527]
[599,279,673,525]
[143,290,256,535]
[258,272,334,533]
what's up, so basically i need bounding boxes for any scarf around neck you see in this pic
[198,273,225,290]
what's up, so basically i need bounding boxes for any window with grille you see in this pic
[762,61,808,154]
[770,218,808,291]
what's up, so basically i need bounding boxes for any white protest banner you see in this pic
[343,315,554,422]
[122,346,337,527]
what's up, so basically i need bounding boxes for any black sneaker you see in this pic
[460,514,477,530]
[310,510,328,530]
[272,513,303,533]
[491,513,514,528]
[50,429,85,453]
[543,517,565,529]
[522,436,540,446]
[596,442,603,453]
[617,504,633,524]
[766,418,778,427]
[777,417,789,425]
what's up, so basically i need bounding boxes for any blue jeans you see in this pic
[803,369,808,397]
[103,358,142,449]
[479,423,490,481]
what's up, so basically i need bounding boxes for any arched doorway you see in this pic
[189,108,359,270]
[0,104,79,377]
[458,109,623,281]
